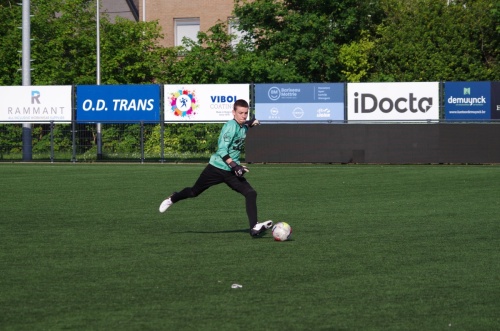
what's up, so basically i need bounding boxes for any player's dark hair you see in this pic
[233,99,249,110]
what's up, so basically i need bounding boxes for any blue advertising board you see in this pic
[444,82,491,120]
[76,85,161,122]
[255,83,345,122]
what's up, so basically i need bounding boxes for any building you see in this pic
[101,0,139,22]
[139,0,237,47]
[100,0,239,47]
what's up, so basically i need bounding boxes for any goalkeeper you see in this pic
[159,99,273,237]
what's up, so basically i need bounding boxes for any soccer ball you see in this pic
[272,222,292,241]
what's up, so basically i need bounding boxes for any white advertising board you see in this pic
[347,82,440,121]
[164,84,250,122]
[0,86,72,123]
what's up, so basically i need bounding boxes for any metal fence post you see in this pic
[50,121,54,163]
[160,121,165,163]
[140,121,144,164]
[71,120,76,163]
[160,92,165,163]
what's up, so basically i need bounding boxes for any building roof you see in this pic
[101,0,139,22]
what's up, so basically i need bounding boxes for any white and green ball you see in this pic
[272,222,292,241]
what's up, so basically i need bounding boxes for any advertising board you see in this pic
[0,86,72,123]
[347,82,440,121]
[76,85,160,123]
[491,82,500,120]
[254,83,345,122]
[444,81,490,120]
[164,84,250,122]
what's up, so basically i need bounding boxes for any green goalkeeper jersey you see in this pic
[209,119,247,171]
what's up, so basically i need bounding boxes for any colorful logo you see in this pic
[31,90,41,104]
[169,89,198,117]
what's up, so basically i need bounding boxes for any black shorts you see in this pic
[190,163,255,197]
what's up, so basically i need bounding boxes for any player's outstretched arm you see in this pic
[244,117,260,127]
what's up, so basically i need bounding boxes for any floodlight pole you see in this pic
[22,0,32,161]
[96,0,102,160]
[143,0,146,21]
[96,0,101,86]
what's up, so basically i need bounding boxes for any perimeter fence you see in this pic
[0,122,222,163]
[1,81,498,163]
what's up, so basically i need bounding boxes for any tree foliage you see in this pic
[0,0,170,85]
[234,0,384,82]
[0,1,23,85]
[164,22,238,84]
[338,31,375,82]
[1,0,497,85]
[369,0,500,81]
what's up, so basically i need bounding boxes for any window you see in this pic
[228,17,246,47]
[175,18,200,47]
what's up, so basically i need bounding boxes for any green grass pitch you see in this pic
[0,164,499,330]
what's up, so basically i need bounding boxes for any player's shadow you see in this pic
[174,228,270,238]
[176,228,249,234]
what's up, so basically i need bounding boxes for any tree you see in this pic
[369,0,500,81]
[234,0,384,82]
[30,0,98,84]
[164,22,238,84]
[100,18,172,84]
[0,0,170,85]
[0,0,23,85]
[338,31,375,82]
[161,21,302,84]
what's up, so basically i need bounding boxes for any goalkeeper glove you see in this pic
[229,161,249,177]
[244,117,260,127]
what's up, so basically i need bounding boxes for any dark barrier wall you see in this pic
[246,124,500,164]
